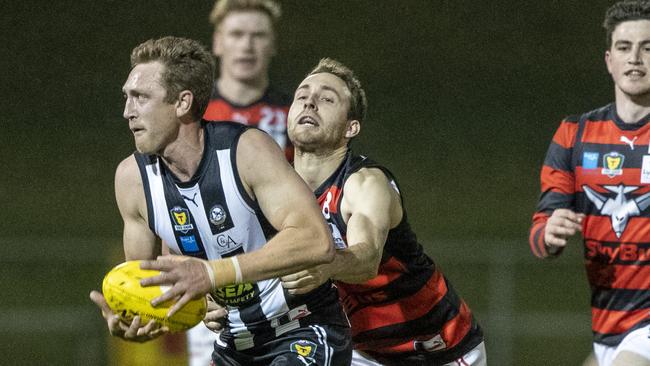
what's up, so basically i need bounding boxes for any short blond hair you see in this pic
[209,0,281,29]
[308,58,367,124]
[130,36,215,121]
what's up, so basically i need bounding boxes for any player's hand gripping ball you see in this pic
[102,260,207,332]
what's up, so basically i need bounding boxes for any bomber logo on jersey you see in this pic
[213,283,257,306]
[290,340,317,359]
[209,205,227,226]
[170,206,193,233]
[582,152,599,169]
[583,184,650,238]
[601,152,624,178]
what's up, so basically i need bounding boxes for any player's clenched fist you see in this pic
[544,208,585,249]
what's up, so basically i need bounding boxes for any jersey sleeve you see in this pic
[529,117,579,258]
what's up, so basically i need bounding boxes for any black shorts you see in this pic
[211,324,352,366]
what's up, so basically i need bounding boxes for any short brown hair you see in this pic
[603,0,650,48]
[308,58,367,124]
[130,36,215,121]
[209,0,281,30]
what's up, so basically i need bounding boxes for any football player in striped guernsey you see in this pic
[530,1,650,365]
[90,36,352,366]
[278,59,486,365]
[191,1,293,364]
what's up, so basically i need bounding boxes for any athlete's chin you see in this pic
[134,140,157,155]
[619,84,650,98]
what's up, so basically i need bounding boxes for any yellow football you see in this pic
[102,260,207,332]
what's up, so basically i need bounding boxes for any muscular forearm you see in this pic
[209,226,334,286]
[328,241,380,284]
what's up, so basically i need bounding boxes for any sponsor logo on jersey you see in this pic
[583,184,650,238]
[642,156,650,184]
[414,334,447,352]
[179,235,199,252]
[601,152,624,178]
[290,340,317,358]
[582,152,599,169]
[213,283,257,306]
[209,204,227,226]
[170,206,194,233]
[620,135,637,150]
[215,234,243,255]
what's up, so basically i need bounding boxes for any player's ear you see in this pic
[345,120,360,139]
[605,50,613,74]
[176,90,194,118]
[213,30,222,57]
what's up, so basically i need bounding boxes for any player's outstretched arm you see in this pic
[283,168,402,294]
[234,129,335,277]
[140,129,334,315]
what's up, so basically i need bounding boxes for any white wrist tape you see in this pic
[231,256,243,284]
[203,260,217,291]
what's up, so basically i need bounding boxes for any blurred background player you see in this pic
[529,1,650,365]
[279,58,486,365]
[189,1,292,365]
[203,0,292,161]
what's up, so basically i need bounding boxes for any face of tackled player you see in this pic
[122,61,180,155]
[606,19,650,101]
[213,10,276,84]
[288,72,360,152]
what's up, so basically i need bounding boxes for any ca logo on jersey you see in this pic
[583,184,650,238]
[601,152,624,178]
[170,206,194,233]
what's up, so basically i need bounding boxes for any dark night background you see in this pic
[1,1,617,365]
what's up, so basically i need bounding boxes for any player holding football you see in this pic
[189,1,293,364]
[248,58,484,365]
[529,1,650,365]
[203,0,293,161]
[89,36,352,366]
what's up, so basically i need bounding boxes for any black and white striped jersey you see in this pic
[134,121,347,350]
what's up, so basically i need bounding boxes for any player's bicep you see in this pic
[237,129,322,230]
[115,155,158,260]
[343,170,401,252]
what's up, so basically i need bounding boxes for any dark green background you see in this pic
[2,1,616,365]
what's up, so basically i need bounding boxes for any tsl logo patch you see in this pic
[290,340,317,358]
[602,152,624,178]
[170,206,194,233]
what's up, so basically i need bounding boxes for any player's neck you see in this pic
[217,76,269,105]
[615,91,650,123]
[293,146,348,191]
[160,122,205,182]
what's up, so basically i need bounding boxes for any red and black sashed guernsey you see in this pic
[203,86,293,161]
[316,152,483,364]
[530,103,650,346]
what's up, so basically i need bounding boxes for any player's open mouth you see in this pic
[625,69,646,77]
[298,116,319,126]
